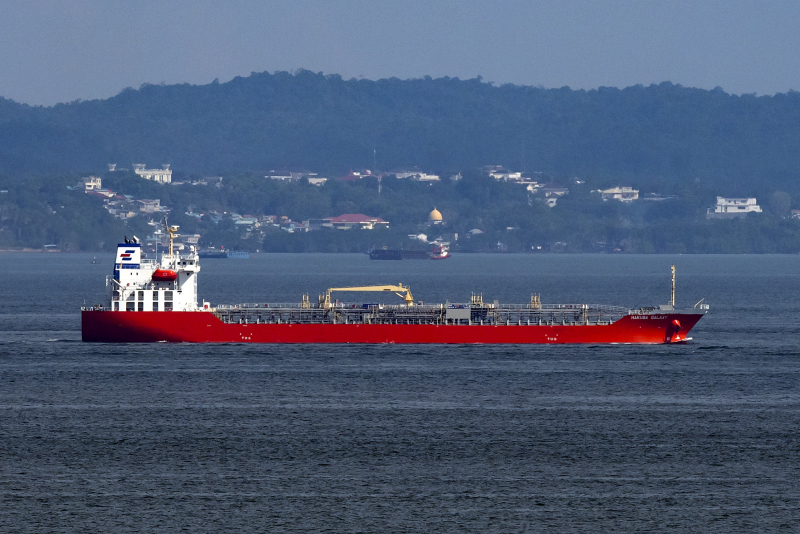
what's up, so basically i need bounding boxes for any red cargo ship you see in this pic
[82,230,708,344]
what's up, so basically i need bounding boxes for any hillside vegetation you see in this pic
[1,71,799,197]
[1,71,799,253]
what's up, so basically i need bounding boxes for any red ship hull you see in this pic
[82,310,704,344]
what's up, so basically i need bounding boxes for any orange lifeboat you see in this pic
[152,269,178,282]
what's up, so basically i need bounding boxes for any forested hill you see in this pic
[1,70,799,195]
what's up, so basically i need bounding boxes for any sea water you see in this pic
[1,253,799,532]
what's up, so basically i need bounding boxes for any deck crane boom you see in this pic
[322,283,414,308]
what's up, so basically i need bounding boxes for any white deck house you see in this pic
[707,197,762,219]
[134,164,172,183]
[106,232,203,312]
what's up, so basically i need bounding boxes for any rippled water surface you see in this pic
[2,253,800,532]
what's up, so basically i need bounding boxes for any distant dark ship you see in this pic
[198,248,249,259]
[369,243,450,260]
[369,247,429,260]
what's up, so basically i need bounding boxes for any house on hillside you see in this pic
[134,163,172,183]
[87,189,115,199]
[233,215,259,229]
[540,184,569,207]
[325,214,389,230]
[706,197,762,219]
[82,176,102,191]
[265,171,296,181]
[598,186,639,202]
[490,171,522,181]
[393,170,440,182]
[307,176,328,186]
[137,199,162,214]
[175,234,201,251]
[266,171,327,186]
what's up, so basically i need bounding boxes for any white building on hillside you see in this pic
[598,186,639,202]
[134,164,172,183]
[325,214,389,230]
[137,199,162,214]
[82,176,102,190]
[394,171,440,182]
[707,197,762,219]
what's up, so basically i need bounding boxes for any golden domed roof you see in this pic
[428,207,443,221]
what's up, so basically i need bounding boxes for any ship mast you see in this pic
[671,265,675,307]
[165,219,179,258]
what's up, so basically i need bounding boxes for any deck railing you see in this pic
[211,302,632,326]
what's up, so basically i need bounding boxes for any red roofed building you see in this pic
[325,213,389,230]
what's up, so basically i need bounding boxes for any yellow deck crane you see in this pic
[321,284,414,308]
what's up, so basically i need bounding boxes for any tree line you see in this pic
[0,70,799,199]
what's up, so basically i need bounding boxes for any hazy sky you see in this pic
[2,0,798,106]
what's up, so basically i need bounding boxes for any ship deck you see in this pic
[212,303,633,327]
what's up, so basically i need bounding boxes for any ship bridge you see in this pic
[106,223,202,312]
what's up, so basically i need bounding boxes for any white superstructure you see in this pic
[106,226,206,312]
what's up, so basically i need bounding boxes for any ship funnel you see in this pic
[114,241,142,281]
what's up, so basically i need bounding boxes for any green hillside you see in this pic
[2,71,800,253]
[1,71,799,196]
